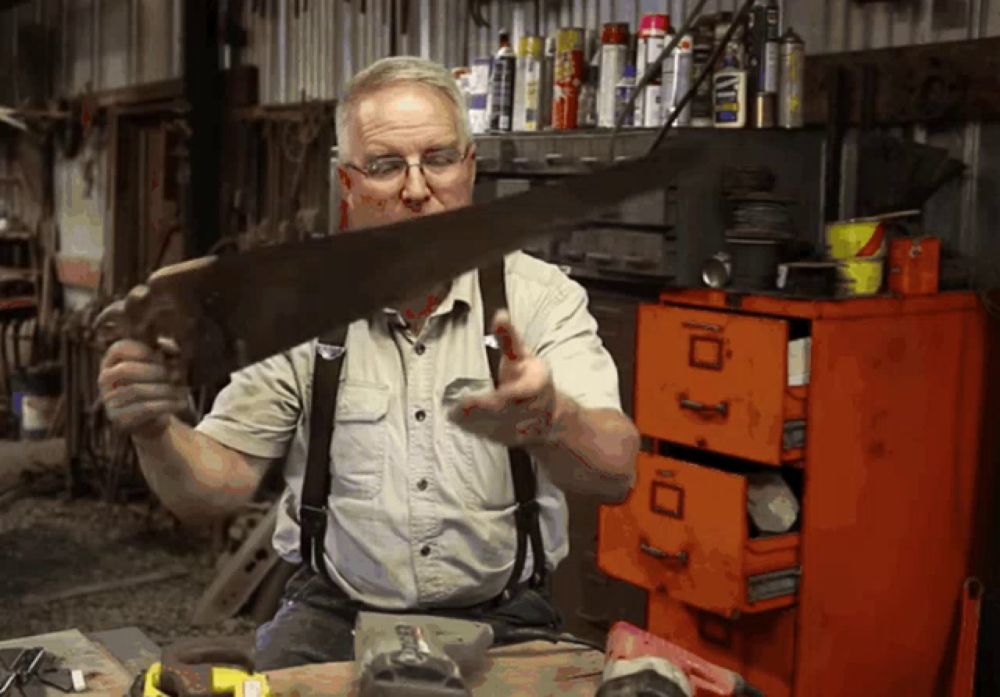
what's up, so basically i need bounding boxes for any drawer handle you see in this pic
[640,542,689,566]
[682,321,722,333]
[679,397,729,416]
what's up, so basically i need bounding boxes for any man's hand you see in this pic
[447,310,563,448]
[98,339,189,440]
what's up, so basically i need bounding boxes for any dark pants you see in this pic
[254,566,563,671]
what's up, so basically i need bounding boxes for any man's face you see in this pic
[338,82,477,230]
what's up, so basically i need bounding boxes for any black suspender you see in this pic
[478,260,548,597]
[297,259,547,597]
[299,326,348,588]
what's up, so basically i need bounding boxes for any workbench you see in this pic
[0,628,603,696]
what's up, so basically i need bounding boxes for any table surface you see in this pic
[268,641,605,697]
[1,630,604,697]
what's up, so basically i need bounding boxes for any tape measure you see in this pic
[135,660,271,697]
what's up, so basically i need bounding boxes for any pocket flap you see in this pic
[336,382,390,422]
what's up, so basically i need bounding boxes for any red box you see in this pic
[888,236,940,295]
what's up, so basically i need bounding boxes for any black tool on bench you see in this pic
[0,647,83,696]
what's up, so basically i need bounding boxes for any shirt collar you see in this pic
[380,270,477,328]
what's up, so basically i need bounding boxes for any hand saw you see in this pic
[94,141,693,387]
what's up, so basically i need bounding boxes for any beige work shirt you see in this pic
[196,251,623,610]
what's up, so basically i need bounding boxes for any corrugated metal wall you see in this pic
[0,0,996,288]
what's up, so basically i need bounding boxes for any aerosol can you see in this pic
[661,32,693,126]
[487,30,516,131]
[713,53,748,128]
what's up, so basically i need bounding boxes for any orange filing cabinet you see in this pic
[598,289,987,697]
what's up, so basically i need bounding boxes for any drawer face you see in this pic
[598,454,799,618]
[636,305,788,464]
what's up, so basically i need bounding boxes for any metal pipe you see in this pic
[277,0,287,103]
[129,0,139,84]
[92,0,101,89]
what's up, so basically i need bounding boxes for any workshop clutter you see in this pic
[452,1,804,135]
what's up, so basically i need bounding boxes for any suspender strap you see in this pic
[300,326,348,586]
[480,260,548,594]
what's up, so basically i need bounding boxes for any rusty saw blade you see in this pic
[94,141,691,386]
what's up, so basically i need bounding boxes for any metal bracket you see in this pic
[747,567,801,604]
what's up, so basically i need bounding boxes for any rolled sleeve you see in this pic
[195,350,305,460]
[526,281,623,414]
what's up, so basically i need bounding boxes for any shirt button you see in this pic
[420,545,431,557]
[417,478,428,491]
[414,343,426,355]
[415,409,426,421]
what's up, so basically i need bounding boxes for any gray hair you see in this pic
[335,56,471,162]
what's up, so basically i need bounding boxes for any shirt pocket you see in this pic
[329,381,390,500]
[442,377,515,510]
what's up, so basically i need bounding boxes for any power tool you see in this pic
[131,638,271,697]
[353,612,495,697]
[598,622,764,697]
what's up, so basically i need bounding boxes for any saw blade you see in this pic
[99,140,691,386]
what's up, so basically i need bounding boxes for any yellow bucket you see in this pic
[836,259,884,296]
[825,220,887,260]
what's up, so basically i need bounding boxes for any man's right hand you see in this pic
[98,339,189,439]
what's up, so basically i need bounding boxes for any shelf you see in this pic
[473,127,826,176]
[0,267,38,282]
[0,296,36,312]
[0,231,33,241]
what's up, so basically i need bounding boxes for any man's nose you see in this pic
[401,164,431,205]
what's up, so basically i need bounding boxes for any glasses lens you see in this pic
[366,157,407,179]
[422,148,463,172]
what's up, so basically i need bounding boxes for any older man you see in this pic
[97,56,639,669]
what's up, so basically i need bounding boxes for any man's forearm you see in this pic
[132,417,263,525]
[530,393,639,497]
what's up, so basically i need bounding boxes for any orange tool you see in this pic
[600,621,764,697]
[951,577,984,697]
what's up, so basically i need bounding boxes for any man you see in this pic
[97,56,640,670]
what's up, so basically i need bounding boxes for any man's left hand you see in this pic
[447,310,564,448]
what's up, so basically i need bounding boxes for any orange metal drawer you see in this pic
[635,304,803,465]
[647,593,796,697]
[597,453,800,619]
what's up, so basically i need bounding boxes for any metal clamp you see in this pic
[679,397,729,416]
[640,542,689,566]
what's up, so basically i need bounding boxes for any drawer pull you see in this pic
[682,321,722,333]
[679,397,729,416]
[640,542,689,566]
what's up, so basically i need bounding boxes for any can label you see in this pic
[713,71,746,127]
[634,34,665,126]
[779,41,805,128]
[763,41,780,93]
[662,35,693,126]
[598,44,627,127]
[614,81,634,126]
[514,55,542,131]
[554,28,585,129]
[469,58,491,134]
[488,54,516,131]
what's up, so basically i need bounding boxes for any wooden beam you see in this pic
[804,37,1000,126]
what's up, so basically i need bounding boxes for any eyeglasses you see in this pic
[345,144,473,184]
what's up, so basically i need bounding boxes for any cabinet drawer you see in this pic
[647,594,796,697]
[636,304,800,465]
[597,453,800,618]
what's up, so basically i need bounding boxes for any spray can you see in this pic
[514,36,543,131]
[748,0,780,96]
[487,30,516,132]
[553,27,586,129]
[634,13,669,128]
[614,64,636,127]
[540,35,556,129]
[713,55,748,128]
[468,57,491,134]
[577,29,600,128]
[778,28,805,128]
[661,32,693,126]
[597,23,629,128]
[690,16,715,127]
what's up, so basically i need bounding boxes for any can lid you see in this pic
[519,35,544,57]
[601,22,629,45]
[639,13,669,34]
[781,27,804,44]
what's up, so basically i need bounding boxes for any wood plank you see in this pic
[267,641,603,697]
